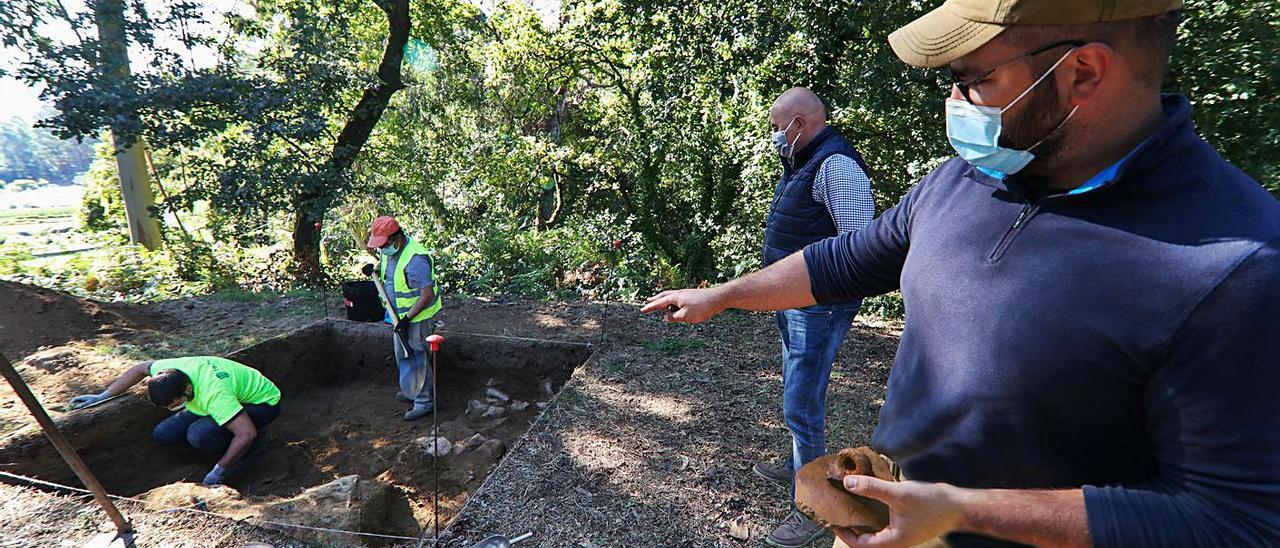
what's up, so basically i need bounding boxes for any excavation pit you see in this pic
[0,319,592,538]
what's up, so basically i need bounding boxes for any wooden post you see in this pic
[94,0,163,250]
[0,351,133,535]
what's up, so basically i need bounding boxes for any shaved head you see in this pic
[771,87,827,122]
[768,87,829,157]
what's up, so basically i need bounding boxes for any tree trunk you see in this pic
[292,0,411,281]
[95,0,163,250]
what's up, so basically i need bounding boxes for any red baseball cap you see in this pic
[366,216,401,248]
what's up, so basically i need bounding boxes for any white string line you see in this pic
[437,329,595,347]
[0,471,424,542]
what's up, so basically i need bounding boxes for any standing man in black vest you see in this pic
[756,87,877,548]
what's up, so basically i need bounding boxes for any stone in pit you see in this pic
[485,387,511,404]
[457,433,487,452]
[465,399,491,422]
[417,436,452,457]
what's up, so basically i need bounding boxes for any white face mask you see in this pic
[771,117,801,159]
[945,48,1079,177]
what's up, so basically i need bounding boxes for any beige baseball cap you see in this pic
[888,0,1184,68]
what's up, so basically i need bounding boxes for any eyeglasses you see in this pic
[949,40,1086,104]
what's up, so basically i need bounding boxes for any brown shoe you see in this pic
[765,510,827,548]
[753,460,793,488]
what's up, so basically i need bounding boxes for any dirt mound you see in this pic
[0,281,146,358]
[140,476,418,546]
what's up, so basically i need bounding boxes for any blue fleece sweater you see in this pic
[803,95,1280,547]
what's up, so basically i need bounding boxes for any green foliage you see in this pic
[357,0,940,304]
[861,292,906,319]
[79,141,128,233]
[1170,1,1280,194]
[355,0,1276,317]
[5,0,1276,321]
[0,241,34,275]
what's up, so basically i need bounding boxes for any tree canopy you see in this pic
[1,0,1275,299]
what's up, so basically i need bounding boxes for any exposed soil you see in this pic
[0,281,903,547]
[0,279,156,359]
[1,318,591,539]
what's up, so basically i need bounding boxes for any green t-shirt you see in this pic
[149,356,281,426]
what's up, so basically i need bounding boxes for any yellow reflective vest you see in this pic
[377,238,441,323]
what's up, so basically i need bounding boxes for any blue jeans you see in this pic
[152,403,280,455]
[393,320,434,407]
[776,301,859,489]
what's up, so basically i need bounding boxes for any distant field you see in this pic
[0,207,76,227]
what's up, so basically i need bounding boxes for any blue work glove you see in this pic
[394,320,410,335]
[70,391,111,410]
[202,464,227,485]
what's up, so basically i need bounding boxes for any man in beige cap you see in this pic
[645,1,1280,546]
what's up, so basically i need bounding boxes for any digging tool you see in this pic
[469,532,533,548]
[364,264,411,359]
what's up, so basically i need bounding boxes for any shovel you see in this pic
[468,532,533,548]
[365,264,411,359]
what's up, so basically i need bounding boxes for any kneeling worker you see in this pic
[70,356,282,485]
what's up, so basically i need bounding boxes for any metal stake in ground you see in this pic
[425,333,446,541]
[0,351,134,545]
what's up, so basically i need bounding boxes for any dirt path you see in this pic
[0,282,902,547]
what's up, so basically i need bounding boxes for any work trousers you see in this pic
[393,320,434,408]
[152,403,281,455]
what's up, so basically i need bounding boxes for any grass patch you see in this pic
[212,288,286,303]
[559,385,586,404]
[0,207,75,226]
[93,331,271,361]
[643,337,707,356]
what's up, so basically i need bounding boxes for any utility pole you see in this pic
[94,0,163,250]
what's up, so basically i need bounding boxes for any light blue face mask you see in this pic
[379,244,399,257]
[771,117,801,159]
[946,48,1079,177]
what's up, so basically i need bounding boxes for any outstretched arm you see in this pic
[104,361,153,396]
[71,360,152,408]
[641,252,815,323]
[642,175,921,323]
